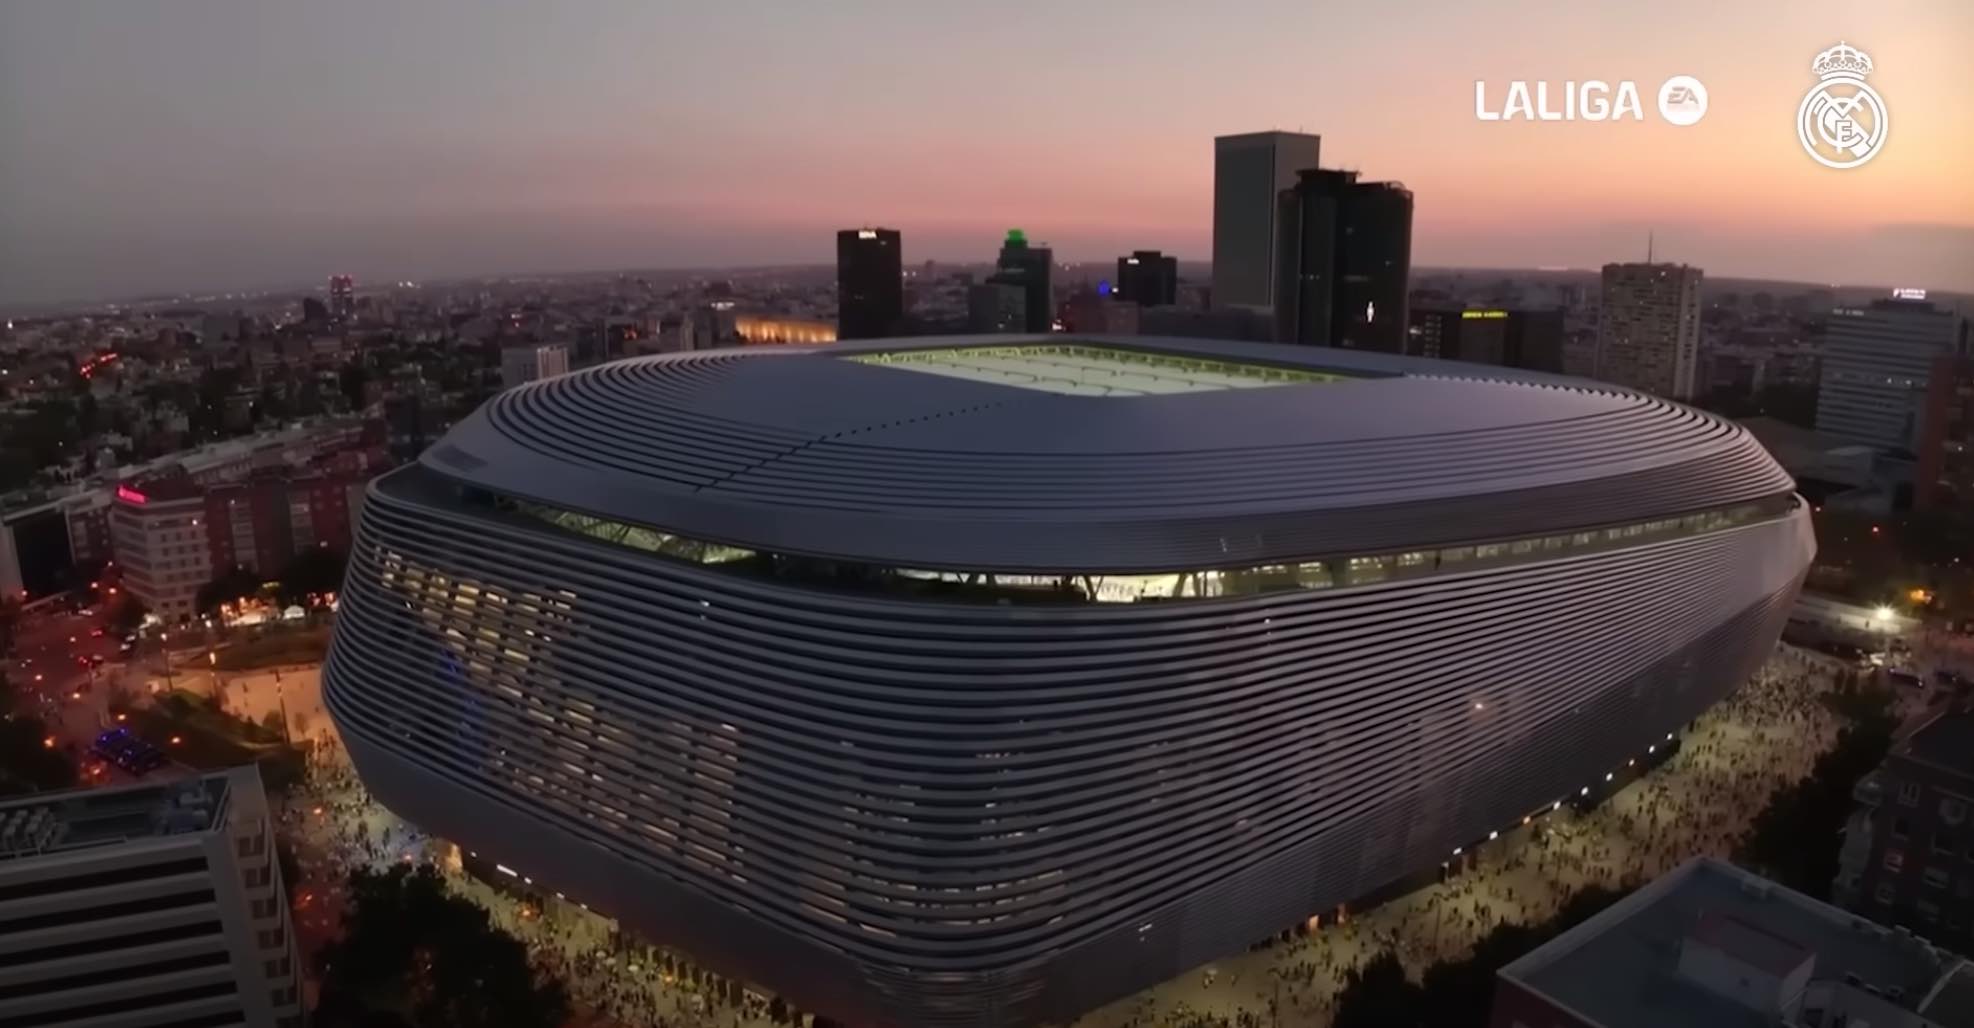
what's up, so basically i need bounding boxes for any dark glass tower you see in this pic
[1409,307,1564,373]
[989,229,1054,333]
[836,227,904,340]
[1115,250,1178,307]
[1273,170,1413,352]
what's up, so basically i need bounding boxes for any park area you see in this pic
[213,623,334,671]
[115,688,307,793]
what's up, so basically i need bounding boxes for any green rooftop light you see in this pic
[1006,228,1026,244]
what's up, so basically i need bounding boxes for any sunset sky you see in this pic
[2,0,1970,304]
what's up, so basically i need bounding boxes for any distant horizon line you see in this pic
[5,260,1967,318]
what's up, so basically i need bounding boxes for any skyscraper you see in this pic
[836,227,903,339]
[1596,262,1703,400]
[328,273,355,319]
[1212,131,1321,311]
[1273,169,1413,352]
[1115,250,1178,307]
[988,229,1053,333]
[1815,295,1962,454]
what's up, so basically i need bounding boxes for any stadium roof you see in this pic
[413,335,1797,572]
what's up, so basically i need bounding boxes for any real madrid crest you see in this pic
[1797,42,1888,169]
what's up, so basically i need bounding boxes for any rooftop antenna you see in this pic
[1647,231,1655,264]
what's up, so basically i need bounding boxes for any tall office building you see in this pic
[1410,307,1564,373]
[836,227,903,339]
[1115,250,1178,307]
[328,274,355,319]
[0,767,304,1027]
[1596,262,1703,400]
[1814,296,1962,454]
[1914,353,1973,510]
[1274,169,1413,352]
[988,229,1053,333]
[1212,131,1321,311]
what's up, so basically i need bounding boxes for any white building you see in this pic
[1596,261,1703,400]
[1815,296,1963,454]
[500,344,572,389]
[0,766,304,1027]
[1496,856,1974,1028]
[111,481,212,624]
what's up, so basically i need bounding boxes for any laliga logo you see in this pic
[1475,76,1707,125]
[1798,43,1887,169]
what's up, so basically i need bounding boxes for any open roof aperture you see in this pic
[846,343,1354,396]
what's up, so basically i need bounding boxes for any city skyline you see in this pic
[2,0,1971,306]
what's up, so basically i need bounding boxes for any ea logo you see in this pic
[1657,76,1709,126]
[1798,42,1887,169]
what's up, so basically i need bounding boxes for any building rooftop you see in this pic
[1896,705,1974,781]
[0,771,232,862]
[1922,964,1974,1026]
[1500,857,1963,1028]
[1689,910,1814,976]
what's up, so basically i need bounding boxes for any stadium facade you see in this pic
[324,337,1814,1027]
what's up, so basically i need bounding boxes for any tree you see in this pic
[196,564,264,617]
[0,671,79,796]
[1328,883,1634,1028]
[1331,950,1426,1028]
[1735,687,1897,899]
[314,864,569,1028]
[278,546,348,605]
[106,594,148,636]
[1419,923,1546,1027]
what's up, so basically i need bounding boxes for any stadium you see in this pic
[323,336,1814,1028]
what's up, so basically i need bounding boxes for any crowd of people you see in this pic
[277,642,1881,1028]
[283,739,792,1028]
[1074,643,1861,1027]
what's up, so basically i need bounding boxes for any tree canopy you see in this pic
[0,671,79,796]
[313,863,568,1028]
[106,593,148,635]
[1734,684,1897,899]
[196,564,265,617]
[1330,883,1630,1028]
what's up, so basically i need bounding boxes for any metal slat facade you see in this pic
[325,339,1815,1027]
